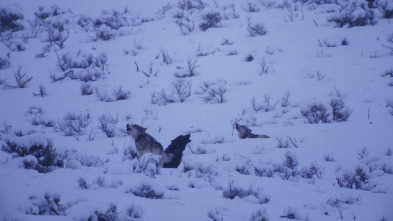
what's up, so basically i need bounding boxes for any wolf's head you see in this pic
[235,124,251,139]
[170,134,191,152]
[126,124,147,139]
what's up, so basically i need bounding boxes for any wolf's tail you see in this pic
[249,133,270,138]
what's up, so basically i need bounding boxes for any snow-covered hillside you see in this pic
[0,0,392,220]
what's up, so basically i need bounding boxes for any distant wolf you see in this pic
[126,124,172,167]
[163,134,191,168]
[235,123,270,139]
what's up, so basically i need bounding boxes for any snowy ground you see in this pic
[0,0,392,220]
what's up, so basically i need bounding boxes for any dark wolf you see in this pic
[235,123,270,139]
[163,134,191,168]
[126,124,172,166]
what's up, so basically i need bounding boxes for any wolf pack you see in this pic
[126,123,269,168]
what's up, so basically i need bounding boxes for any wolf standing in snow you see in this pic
[126,124,172,167]
[163,134,191,168]
[235,123,270,139]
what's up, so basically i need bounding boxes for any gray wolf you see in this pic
[126,124,172,166]
[163,134,191,168]
[235,123,270,139]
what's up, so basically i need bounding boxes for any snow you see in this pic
[0,0,393,220]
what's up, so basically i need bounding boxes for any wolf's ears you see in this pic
[135,124,147,132]
[126,124,147,132]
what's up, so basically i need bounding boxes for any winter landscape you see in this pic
[0,0,392,220]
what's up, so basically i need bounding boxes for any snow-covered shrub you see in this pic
[22,155,39,170]
[2,36,25,52]
[381,163,393,174]
[80,83,93,95]
[13,66,33,88]
[385,147,392,156]
[94,8,129,30]
[170,79,192,103]
[55,51,109,82]
[258,58,273,75]
[222,181,256,199]
[377,0,393,19]
[75,15,92,31]
[235,160,254,175]
[222,181,269,204]
[151,89,175,106]
[92,7,145,41]
[386,99,393,115]
[131,153,160,177]
[251,95,277,112]
[283,151,299,170]
[158,49,172,65]
[305,0,338,5]
[113,86,131,101]
[129,182,164,199]
[300,162,324,179]
[244,2,261,13]
[188,144,208,154]
[300,103,331,123]
[199,11,222,31]
[2,137,62,172]
[207,208,223,221]
[177,0,206,11]
[276,136,300,148]
[89,204,119,221]
[78,177,89,189]
[329,98,352,122]
[45,26,69,48]
[221,4,240,20]
[94,24,116,41]
[0,7,24,33]
[198,80,227,104]
[327,0,376,27]
[141,63,159,78]
[318,39,338,47]
[95,88,113,102]
[54,111,92,138]
[175,14,195,35]
[26,106,54,128]
[33,5,70,24]
[323,152,335,162]
[31,117,55,127]
[382,69,393,78]
[0,56,10,70]
[253,164,274,178]
[250,209,268,221]
[25,193,66,216]
[183,162,218,178]
[327,195,361,208]
[175,57,200,78]
[98,113,118,138]
[75,154,104,167]
[357,146,369,159]
[30,6,72,52]
[127,204,143,219]
[33,85,47,97]
[336,166,375,190]
[0,123,12,138]
[247,21,267,37]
